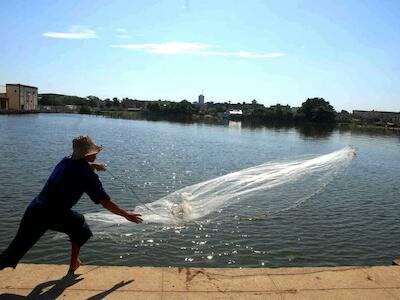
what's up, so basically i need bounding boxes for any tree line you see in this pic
[39,93,337,123]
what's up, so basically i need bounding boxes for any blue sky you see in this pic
[1,0,399,111]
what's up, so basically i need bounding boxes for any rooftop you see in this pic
[353,110,400,114]
[6,83,38,89]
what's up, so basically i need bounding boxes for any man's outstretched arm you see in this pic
[100,200,143,223]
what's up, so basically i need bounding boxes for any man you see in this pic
[0,135,142,272]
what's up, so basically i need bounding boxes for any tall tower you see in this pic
[198,93,204,106]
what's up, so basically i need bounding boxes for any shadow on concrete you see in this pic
[0,272,83,299]
[0,272,134,300]
[87,280,134,300]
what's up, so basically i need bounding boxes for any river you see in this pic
[0,113,399,268]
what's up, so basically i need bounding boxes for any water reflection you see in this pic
[100,112,400,140]
[236,120,335,139]
[147,115,400,139]
[228,121,242,132]
[295,123,335,139]
[337,124,400,138]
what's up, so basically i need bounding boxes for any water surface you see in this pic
[0,114,399,268]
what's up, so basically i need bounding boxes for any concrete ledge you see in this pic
[1,264,400,299]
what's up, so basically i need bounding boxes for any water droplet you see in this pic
[185,257,194,262]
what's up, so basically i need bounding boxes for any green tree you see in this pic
[86,95,100,108]
[39,94,87,106]
[147,101,161,112]
[104,98,112,108]
[79,105,91,114]
[175,100,195,114]
[112,97,120,107]
[297,98,336,123]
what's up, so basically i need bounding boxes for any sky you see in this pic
[0,0,399,112]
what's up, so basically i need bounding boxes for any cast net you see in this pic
[85,146,356,228]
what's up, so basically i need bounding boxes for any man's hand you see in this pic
[90,162,107,171]
[125,212,143,223]
[101,200,143,224]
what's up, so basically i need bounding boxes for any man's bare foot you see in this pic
[69,258,81,273]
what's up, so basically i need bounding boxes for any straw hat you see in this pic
[71,135,103,160]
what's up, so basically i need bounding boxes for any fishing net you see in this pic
[85,147,356,228]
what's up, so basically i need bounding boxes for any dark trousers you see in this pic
[0,205,92,269]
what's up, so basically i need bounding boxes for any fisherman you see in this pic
[0,135,142,272]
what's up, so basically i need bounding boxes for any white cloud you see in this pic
[111,42,284,58]
[234,51,284,58]
[112,42,209,54]
[43,26,97,39]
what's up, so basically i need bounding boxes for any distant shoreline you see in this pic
[1,110,399,132]
[95,110,400,132]
[0,110,40,115]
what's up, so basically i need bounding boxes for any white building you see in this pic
[228,109,243,120]
[228,109,243,116]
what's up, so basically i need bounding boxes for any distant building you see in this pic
[229,109,243,115]
[270,104,290,111]
[5,84,38,111]
[228,109,243,120]
[353,110,400,125]
[0,94,8,110]
[198,94,205,106]
[65,105,78,111]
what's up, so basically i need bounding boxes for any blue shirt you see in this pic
[30,157,110,212]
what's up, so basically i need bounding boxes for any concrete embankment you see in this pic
[1,263,400,299]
